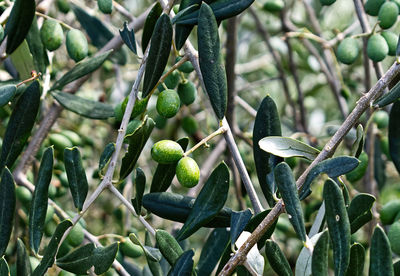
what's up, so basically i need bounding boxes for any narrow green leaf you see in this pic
[374,80,400,108]
[389,100,400,175]
[299,156,360,200]
[119,22,137,55]
[33,220,73,276]
[139,232,163,276]
[98,142,115,173]
[259,136,320,160]
[26,17,49,75]
[265,240,293,276]
[129,233,162,262]
[312,230,329,276]
[197,228,230,275]
[29,147,54,253]
[155,230,183,266]
[253,95,282,205]
[230,209,253,246]
[9,40,35,80]
[17,239,32,276]
[150,137,189,193]
[198,3,227,120]
[132,167,146,215]
[51,50,113,91]
[175,0,198,50]
[51,91,114,120]
[351,124,364,158]
[64,147,88,211]
[142,192,232,227]
[394,260,400,276]
[0,257,9,276]
[176,162,230,240]
[244,208,277,249]
[0,85,17,107]
[323,179,351,276]
[345,243,365,276]
[369,225,394,276]
[119,116,155,180]
[0,168,16,256]
[347,193,375,233]
[141,3,163,51]
[275,162,307,241]
[375,137,386,190]
[0,81,40,169]
[56,242,119,274]
[295,231,324,276]
[167,250,194,276]
[142,14,172,97]
[4,0,35,54]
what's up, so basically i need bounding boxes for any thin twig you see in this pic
[184,126,227,157]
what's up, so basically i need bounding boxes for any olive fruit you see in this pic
[367,34,389,62]
[388,221,400,255]
[319,0,336,5]
[40,20,64,51]
[346,151,368,182]
[61,130,82,146]
[378,2,399,29]
[66,29,88,62]
[181,116,198,135]
[177,80,197,106]
[263,0,284,11]
[380,200,400,225]
[373,110,389,129]
[158,70,180,91]
[114,102,124,122]
[114,94,149,122]
[151,140,184,164]
[176,157,200,188]
[66,223,84,247]
[15,186,32,206]
[156,89,180,118]
[176,57,194,73]
[392,0,400,11]
[98,0,113,14]
[364,0,385,16]
[49,133,73,152]
[56,0,70,13]
[381,31,398,56]
[154,115,168,129]
[336,37,359,65]
[120,238,143,258]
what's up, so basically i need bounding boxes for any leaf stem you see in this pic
[183,126,227,157]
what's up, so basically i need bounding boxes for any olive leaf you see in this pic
[167,250,194,276]
[369,225,394,276]
[389,100,400,175]
[175,0,199,50]
[26,17,49,75]
[17,239,32,276]
[0,168,16,257]
[265,240,293,276]
[230,209,253,246]
[141,2,163,51]
[311,230,329,276]
[345,243,365,276]
[98,142,115,173]
[155,230,183,266]
[132,167,146,215]
[0,84,17,107]
[347,193,375,233]
[259,136,320,160]
[119,22,137,55]
[0,257,9,276]
[374,80,400,107]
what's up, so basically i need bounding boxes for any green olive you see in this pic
[98,0,113,14]
[367,34,389,62]
[56,0,70,13]
[381,31,398,56]
[66,29,88,62]
[346,152,369,182]
[15,186,32,206]
[176,157,200,188]
[156,89,181,118]
[66,223,85,247]
[61,130,83,146]
[364,0,385,16]
[319,0,336,5]
[158,70,180,91]
[378,2,399,29]
[336,37,359,65]
[177,80,197,106]
[263,0,285,11]
[176,57,194,73]
[155,115,168,129]
[373,110,389,129]
[181,116,198,135]
[388,221,400,255]
[49,133,73,152]
[151,140,184,164]
[40,19,64,51]
[120,238,143,258]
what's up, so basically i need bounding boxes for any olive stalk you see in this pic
[35,11,73,30]
[183,126,227,157]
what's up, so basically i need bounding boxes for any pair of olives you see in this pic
[151,140,200,188]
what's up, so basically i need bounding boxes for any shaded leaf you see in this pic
[167,250,194,276]
[64,147,88,211]
[0,168,16,256]
[132,167,146,215]
[0,84,17,107]
[10,40,35,80]
[389,100,400,175]
[0,81,40,169]
[175,0,198,50]
[98,142,115,173]
[375,137,386,190]
[17,239,32,276]
[369,225,394,276]
[312,230,329,276]
[156,230,183,266]
[4,0,35,54]
[176,162,230,240]
[265,239,292,276]
[52,91,114,120]
[347,193,375,233]
[295,231,324,276]
[345,243,365,276]
[119,22,137,55]
[236,232,264,274]
[33,220,73,276]
[374,80,400,108]
[259,136,320,160]
[230,209,253,246]
[129,233,162,262]
[198,3,227,120]
[351,124,364,158]
[29,147,54,253]
[244,208,278,249]
[0,257,9,275]
[26,17,48,75]
[142,14,172,97]
[142,3,163,51]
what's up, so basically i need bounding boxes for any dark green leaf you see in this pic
[198,3,227,120]
[132,167,146,215]
[176,162,230,240]
[120,22,137,55]
[345,243,365,276]
[375,137,386,190]
[295,231,324,276]
[347,193,375,233]
[150,137,189,193]
[142,192,232,227]
[29,147,54,253]
[167,250,194,276]
[369,225,394,276]
[0,81,40,169]
[0,168,16,256]
[64,147,88,211]
[175,0,198,50]
[174,0,254,25]
[33,220,73,276]
[26,17,48,74]
[142,3,163,51]
[0,85,17,107]
[244,208,277,249]
[17,239,32,276]
[265,240,293,276]
[119,116,155,180]
[56,242,119,274]
[51,91,115,120]
[253,95,282,206]
[394,260,400,276]
[312,230,329,276]
[275,162,307,241]
[389,100,400,175]
[230,209,252,245]
[142,14,172,97]
[51,50,113,91]
[323,179,351,276]
[299,156,360,200]
[197,228,230,276]
[351,124,364,158]
[129,233,162,262]
[0,257,9,275]
[98,142,115,173]
[156,230,183,266]
[374,80,400,108]
[259,137,320,160]
[4,0,35,54]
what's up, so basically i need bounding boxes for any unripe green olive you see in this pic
[176,157,200,188]
[40,19,64,51]
[181,116,198,135]
[98,0,113,14]
[373,110,389,129]
[56,0,70,13]
[158,70,180,91]
[66,29,88,62]
[66,223,84,247]
[364,0,385,16]
[336,37,359,65]
[319,0,336,5]
[120,238,143,258]
[346,151,369,182]
[49,133,73,152]
[151,140,184,164]
[156,89,180,118]
[177,81,197,106]
[378,2,399,29]
[381,31,398,56]
[176,57,194,73]
[263,0,285,11]
[367,34,389,62]
[388,221,400,255]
